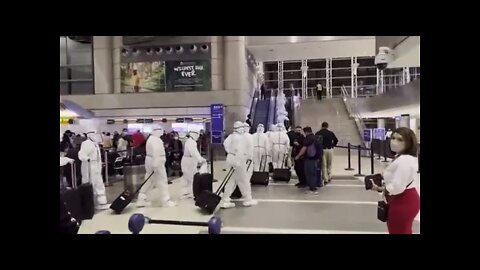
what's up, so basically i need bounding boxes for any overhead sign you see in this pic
[363,129,372,143]
[210,104,224,144]
[373,128,386,140]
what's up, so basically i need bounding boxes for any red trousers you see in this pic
[386,188,420,234]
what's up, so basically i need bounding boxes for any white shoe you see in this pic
[95,203,111,210]
[242,199,258,207]
[160,200,177,207]
[180,194,194,200]
[136,199,152,208]
[220,202,236,209]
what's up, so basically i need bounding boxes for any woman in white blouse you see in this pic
[370,127,420,234]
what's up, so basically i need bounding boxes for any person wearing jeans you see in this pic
[294,127,321,194]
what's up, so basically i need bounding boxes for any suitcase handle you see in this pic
[71,162,77,189]
[134,171,155,196]
[215,167,235,196]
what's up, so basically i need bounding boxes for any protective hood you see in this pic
[256,124,265,133]
[151,128,163,138]
[86,131,102,144]
[189,130,200,141]
[234,121,245,134]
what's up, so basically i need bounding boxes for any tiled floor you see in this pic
[78,152,420,234]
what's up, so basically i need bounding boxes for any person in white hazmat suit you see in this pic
[78,131,109,210]
[243,122,254,181]
[277,123,291,167]
[137,128,176,208]
[266,124,278,165]
[270,124,290,169]
[180,128,207,199]
[221,121,258,209]
[251,123,270,171]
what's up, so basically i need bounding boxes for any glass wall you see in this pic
[60,36,94,95]
[263,56,421,97]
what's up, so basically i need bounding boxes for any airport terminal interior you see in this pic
[60,36,420,234]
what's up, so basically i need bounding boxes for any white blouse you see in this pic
[383,155,418,195]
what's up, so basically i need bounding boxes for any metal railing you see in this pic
[341,85,369,156]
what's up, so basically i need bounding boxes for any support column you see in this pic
[351,56,358,98]
[223,36,248,132]
[211,36,224,91]
[93,36,113,94]
[400,114,410,128]
[112,36,123,94]
[377,118,386,129]
[376,69,384,95]
[326,58,332,98]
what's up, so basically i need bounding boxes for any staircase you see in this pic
[297,98,362,147]
[252,99,270,129]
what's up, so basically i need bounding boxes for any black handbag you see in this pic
[377,180,414,222]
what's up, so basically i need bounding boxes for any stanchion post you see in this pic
[104,150,111,186]
[370,146,374,174]
[354,144,365,177]
[344,142,354,171]
[382,139,389,163]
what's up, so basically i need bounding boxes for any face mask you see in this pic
[174,137,179,140]
[390,138,405,153]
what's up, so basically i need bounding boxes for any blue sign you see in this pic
[210,104,224,144]
[363,129,372,142]
[373,128,386,140]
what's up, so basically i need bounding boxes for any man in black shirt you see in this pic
[295,127,322,194]
[315,122,338,183]
[291,126,306,188]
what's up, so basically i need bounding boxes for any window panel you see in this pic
[307,59,326,69]
[70,82,94,95]
[283,80,302,90]
[283,71,302,80]
[332,58,351,68]
[332,77,351,87]
[264,62,278,72]
[307,69,326,79]
[265,81,278,90]
[308,79,326,88]
[70,66,93,80]
[332,68,351,78]
[283,61,301,71]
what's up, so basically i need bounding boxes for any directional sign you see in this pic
[363,129,372,143]
[210,104,224,144]
[373,128,386,141]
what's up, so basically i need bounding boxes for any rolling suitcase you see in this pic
[193,163,213,200]
[250,155,269,186]
[195,167,235,214]
[272,154,291,182]
[110,171,155,214]
[61,162,95,221]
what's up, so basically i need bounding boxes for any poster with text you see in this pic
[165,60,211,91]
[120,61,166,93]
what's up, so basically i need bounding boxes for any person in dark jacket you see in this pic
[64,143,82,187]
[291,126,306,188]
[315,122,338,183]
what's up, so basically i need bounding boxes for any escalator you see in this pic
[252,99,270,130]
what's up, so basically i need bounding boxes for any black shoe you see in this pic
[168,181,173,185]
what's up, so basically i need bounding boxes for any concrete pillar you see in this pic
[395,116,401,129]
[112,36,123,94]
[224,36,247,92]
[377,118,386,129]
[210,36,224,91]
[93,36,113,94]
[223,36,248,127]
[400,114,410,128]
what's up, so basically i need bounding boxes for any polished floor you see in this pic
[78,151,420,234]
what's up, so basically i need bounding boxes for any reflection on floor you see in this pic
[78,152,420,234]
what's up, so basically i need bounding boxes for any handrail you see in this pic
[341,85,369,155]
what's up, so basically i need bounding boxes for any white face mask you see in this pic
[390,136,405,153]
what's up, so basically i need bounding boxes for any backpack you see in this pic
[307,135,323,158]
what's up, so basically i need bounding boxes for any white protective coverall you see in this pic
[180,129,206,199]
[270,124,290,169]
[117,133,128,159]
[243,122,254,181]
[221,121,258,209]
[266,124,278,165]
[137,128,176,208]
[251,124,270,172]
[78,131,109,210]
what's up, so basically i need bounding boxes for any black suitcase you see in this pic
[110,171,155,214]
[272,154,291,182]
[251,155,269,186]
[195,167,235,214]
[61,163,95,221]
[193,172,213,200]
